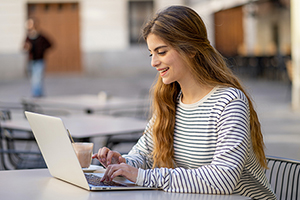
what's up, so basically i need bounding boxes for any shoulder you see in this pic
[208,86,249,115]
[212,86,248,104]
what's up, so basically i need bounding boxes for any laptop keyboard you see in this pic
[85,174,127,187]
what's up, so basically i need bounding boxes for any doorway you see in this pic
[27,3,81,73]
[214,6,244,57]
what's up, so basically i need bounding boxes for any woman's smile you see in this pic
[157,67,169,76]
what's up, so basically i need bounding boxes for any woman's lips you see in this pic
[158,67,169,76]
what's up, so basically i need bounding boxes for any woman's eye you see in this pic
[158,51,166,55]
[149,51,166,57]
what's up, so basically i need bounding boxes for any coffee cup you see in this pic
[72,142,94,168]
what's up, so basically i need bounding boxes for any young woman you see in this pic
[93,5,276,200]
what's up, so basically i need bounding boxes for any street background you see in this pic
[1,72,299,161]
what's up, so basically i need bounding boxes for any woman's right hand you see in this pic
[23,41,31,51]
[92,147,126,168]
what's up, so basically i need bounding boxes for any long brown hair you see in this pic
[143,5,267,169]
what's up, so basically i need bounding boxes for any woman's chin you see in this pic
[162,78,173,85]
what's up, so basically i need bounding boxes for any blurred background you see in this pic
[1,0,300,170]
[0,0,292,79]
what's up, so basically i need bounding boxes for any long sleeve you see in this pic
[122,87,276,199]
[122,117,155,169]
[136,98,250,194]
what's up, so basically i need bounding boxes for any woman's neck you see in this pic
[179,78,213,104]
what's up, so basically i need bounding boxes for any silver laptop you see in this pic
[25,111,154,191]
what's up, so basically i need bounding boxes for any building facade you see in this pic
[0,0,291,79]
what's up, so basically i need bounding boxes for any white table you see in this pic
[1,114,147,140]
[22,94,149,114]
[0,169,251,200]
[1,114,147,169]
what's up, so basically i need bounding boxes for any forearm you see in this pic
[136,165,239,194]
[123,123,155,169]
[122,142,153,169]
[123,154,150,169]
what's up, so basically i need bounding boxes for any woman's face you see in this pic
[146,33,190,85]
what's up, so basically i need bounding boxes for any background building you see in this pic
[0,0,291,80]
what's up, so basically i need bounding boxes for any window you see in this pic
[128,1,153,44]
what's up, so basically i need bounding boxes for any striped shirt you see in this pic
[123,86,276,200]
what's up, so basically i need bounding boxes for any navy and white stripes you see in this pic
[124,86,276,199]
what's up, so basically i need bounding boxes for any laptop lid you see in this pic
[25,111,152,191]
[25,111,90,190]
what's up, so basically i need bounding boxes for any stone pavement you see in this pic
[1,72,300,161]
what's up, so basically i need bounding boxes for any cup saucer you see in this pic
[82,165,104,172]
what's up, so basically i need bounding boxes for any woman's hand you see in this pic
[92,147,126,168]
[100,163,138,183]
[23,41,31,51]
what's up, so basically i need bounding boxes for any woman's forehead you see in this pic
[146,34,169,51]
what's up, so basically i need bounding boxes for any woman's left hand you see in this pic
[101,163,138,183]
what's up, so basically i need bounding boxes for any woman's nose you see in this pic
[151,54,160,68]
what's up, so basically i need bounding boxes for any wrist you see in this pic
[135,168,145,186]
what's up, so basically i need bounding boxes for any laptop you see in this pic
[25,111,154,191]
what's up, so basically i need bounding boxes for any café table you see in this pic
[1,114,147,141]
[21,94,149,115]
[0,114,147,169]
[0,169,251,200]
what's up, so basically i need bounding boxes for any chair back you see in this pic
[0,109,11,121]
[265,155,300,200]
[0,109,45,170]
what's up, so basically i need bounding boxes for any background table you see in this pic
[22,94,150,115]
[0,114,147,169]
[1,114,147,140]
[0,169,251,200]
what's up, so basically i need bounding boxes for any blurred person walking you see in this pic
[23,18,52,97]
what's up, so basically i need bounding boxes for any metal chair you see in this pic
[105,131,143,154]
[265,155,300,200]
[0,109,45,170]
[22,100,70,117]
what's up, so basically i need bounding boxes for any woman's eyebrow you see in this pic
[148,45,168,52]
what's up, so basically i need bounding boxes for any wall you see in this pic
[255,2,291,56]
[81,0,138,76]
[83,0,187,77]
[0,0,26,54]
[81,0,128,52]
[0,0,27,78]
[154,0,184,10]
[291,0,300,110]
